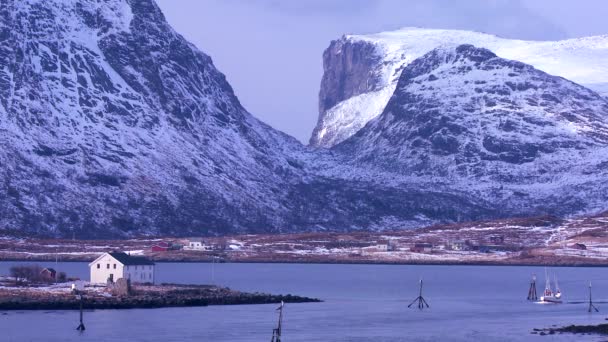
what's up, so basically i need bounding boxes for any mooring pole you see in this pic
[408,278,430,310]
[76,291,86,331]
[270,301,283,342]
[527,274,538,301]
[589,282,599,313]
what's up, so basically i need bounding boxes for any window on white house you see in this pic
[113,264,116,269]
[97,264,100,269]
[107,264,110,269]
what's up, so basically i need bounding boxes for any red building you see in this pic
[151,241,170,252]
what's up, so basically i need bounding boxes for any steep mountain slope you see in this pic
[0,0,310,237]
[0,0,499,238]
[333,44,608,217]
[311,28,608,148]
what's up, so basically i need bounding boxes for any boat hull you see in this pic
[538,296,562,304]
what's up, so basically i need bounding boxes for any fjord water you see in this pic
[1,262,607,341]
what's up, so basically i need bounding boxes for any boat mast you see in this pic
[544,268,552,293]
[527,274,538,301]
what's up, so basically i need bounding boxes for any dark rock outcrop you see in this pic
[310,38,382,146]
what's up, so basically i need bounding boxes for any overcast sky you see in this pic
[156,0,608,143]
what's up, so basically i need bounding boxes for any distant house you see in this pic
[89,252,155,284]
[151,241,170,252]
[361,244,389,254]
[184,239,206,251]
[387,240,399,252]
[488,235,505,245]
[571,243,587,250]
[447,241,467,251]
[410,243,433,253]
[40,268,56,280]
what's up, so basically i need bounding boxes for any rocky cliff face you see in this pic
[310,38,382,147]
[311,28,608,148]
[0,0,309,237]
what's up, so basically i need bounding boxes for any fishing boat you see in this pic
[539,269,562,304]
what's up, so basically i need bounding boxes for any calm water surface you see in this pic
[1,262,607,341]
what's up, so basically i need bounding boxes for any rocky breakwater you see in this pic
[0,283,320,310]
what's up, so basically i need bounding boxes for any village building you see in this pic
[184,239,207,251]
[40,267,56,281]
[361,244,389,254]
[488,235,505,245]
[386,240,400,252]
[446,241,467,251]
[410,243,433,253]
[151,241,171,252]
[89,252,155,284]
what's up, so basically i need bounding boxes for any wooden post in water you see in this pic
[588,282,599,313]
[527,274,538,301]
[270,301,284,342]
[408,278,430,310]
[74,288,85,331]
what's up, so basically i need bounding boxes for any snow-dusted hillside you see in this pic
[3,1,608,238]
[0,0,499,237]
[333,44,608,217]
[0,0,312,237]
[311,28,608,148]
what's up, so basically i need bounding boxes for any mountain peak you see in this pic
[397,44,499,83]
[338,44,608,168]
[311,29,608,148]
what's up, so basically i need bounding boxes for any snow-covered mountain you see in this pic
[332,44,608,218]
[0,0,491,237]
[2,1,608,238]
[311,28,608,148]
[0,0,313,237]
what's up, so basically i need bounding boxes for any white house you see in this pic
[361,244,389,255]
[184,239,206,251]
[89,252,155,284]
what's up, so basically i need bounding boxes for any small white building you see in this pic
[184,239,206,251]
[361,244,389,255]
[89,252,155,284]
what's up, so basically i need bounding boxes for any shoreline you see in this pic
[2,256,608,268]
[0,283,320,311]
[534,323,608,336]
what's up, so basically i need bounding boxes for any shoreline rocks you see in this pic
[0,283,321,310]
[533,324,608,336]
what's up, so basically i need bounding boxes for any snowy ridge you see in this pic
[312,28,608,148]
[332,44,608,218]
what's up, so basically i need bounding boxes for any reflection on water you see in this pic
[0,262,606,341]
